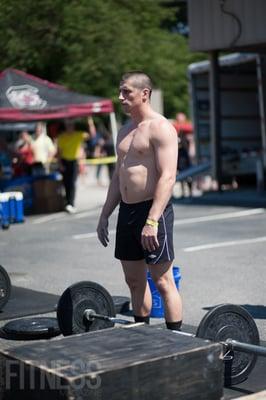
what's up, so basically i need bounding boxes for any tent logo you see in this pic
[6,85,47,110]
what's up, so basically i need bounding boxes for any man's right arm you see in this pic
[97,161,121,247]
[101,162,121,218]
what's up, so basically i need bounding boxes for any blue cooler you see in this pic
[0,193,10,226]
[7,192,24,223]
[147,266,181,318]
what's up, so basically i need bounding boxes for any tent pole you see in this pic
[109,112,118,155]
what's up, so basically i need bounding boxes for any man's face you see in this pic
[118,79,145,114]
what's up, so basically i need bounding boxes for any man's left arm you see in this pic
[148,119,178,220]
[141,119,178,252]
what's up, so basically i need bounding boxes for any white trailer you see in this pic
[188,53,266,187]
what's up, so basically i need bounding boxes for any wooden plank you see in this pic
[0,325,224,400]
[234,390,266,399]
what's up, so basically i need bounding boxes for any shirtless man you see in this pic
[97,71,182,330]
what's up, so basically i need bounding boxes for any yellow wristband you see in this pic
[146,218,159,228]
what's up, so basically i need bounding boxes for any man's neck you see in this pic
[130,103,155,125]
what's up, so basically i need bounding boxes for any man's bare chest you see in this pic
[118,129,152,159]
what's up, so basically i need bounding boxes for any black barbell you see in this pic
[56,280,266,387]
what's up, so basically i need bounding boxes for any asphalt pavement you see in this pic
[1,165,266,397]
[1,166,266,338]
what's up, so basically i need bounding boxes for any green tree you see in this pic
[0,0,66,81]
[0,0,204,117]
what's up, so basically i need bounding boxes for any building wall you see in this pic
[188,0,266,52]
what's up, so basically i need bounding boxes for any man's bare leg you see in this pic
[121,259,152,318]
[149,261,182,324]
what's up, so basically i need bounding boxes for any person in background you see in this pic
[172,113,194,197]
[177,133,192,197]
[102,130,115,182]
[86,117,106,185]
[57,119,88,214]
[14,131,34,176]
[32,122,56,173]
[172,112,193,135]
[0,137,13,180]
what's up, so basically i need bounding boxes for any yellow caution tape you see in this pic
[83,156,117,165]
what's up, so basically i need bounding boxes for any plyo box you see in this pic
[0,325,224,400]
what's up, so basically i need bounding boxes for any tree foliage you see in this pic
[0,0,203,118]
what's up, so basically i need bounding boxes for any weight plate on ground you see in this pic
[2,317,61,340]
[196,304,260,386]
[57,281,116,336]
[0,265,11,310]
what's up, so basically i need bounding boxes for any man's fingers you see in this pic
[100,236,109,247]
[97,227,109,247]
[103,234,109,247]
[141,234,159,252]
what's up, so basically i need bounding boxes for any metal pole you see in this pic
[188,69,200,165]
[226,339,266,357]
[83,309,266,357]
[209,51,222,190]
[84,310,131,325]
[109,112,118,156]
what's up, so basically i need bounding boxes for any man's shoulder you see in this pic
[149,115,176,134]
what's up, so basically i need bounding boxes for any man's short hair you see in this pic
[121,71,153,98]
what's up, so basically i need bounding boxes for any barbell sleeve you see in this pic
[173,331,266,359]
[84,310,132,325]
[226,339,266,357]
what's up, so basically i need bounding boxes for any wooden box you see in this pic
[34,195,64,213]
[33,179,64,213]
[0,325,224,400]
[33,179,63,199]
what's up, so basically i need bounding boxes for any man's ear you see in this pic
[142,88,150,101]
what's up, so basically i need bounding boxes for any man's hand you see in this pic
[141,225,159,252]
[97,215,109,247]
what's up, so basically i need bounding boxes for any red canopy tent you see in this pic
[0,69,117,212]
[0,68,114,121]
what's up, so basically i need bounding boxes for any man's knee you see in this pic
[151,274,173,296]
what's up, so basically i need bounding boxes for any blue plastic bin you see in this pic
[147,266,181,318]
[0,192,24,224]
[8,192,24,223]
[0,193,10,226]
[1,176,33,212]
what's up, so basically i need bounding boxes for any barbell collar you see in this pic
[84,310,132,325]
[225,339,266,357]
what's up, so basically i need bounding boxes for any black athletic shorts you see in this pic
[115,199,175,265]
